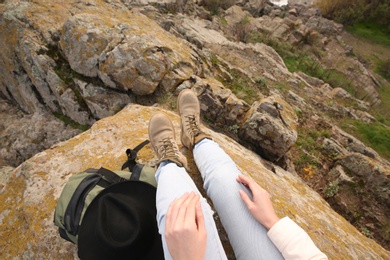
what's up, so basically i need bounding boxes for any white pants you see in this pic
[156,139,283,260]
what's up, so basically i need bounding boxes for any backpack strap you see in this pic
[130,164,144,181]
[97,167,127,184]
[121,140,150,171]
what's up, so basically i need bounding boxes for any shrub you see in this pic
[326,180,340,198]
[316,0,390,27]
[233,16,252,43]
[200,0,235,15]
[377,59,390,80]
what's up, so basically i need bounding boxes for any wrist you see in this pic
[263,215,280,230]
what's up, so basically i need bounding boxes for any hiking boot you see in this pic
[177,89,211,149]
[148,112,188,168]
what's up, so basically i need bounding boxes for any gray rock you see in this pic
[74,79,133,120]
[18,35,60,112]
[239,95,298,160]
[60,88,95,125]
[60,13,123,78]
[297,71,324,87]
[338,153,389,204]
[243,0,266,16]
[191,78,250,125]
[0,99,81,167]
[0,166,14,194]
[322,138,347,159]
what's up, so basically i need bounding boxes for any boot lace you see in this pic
[184,115,203,137]
[157,137,178,161]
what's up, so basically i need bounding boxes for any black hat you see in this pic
[78,181,164,260]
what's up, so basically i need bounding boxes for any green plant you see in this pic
[219,70,260,105]
[377,59,390,80]
[157,92,177,110]
[227,124,239,134]
[353,211,362,221]
[353,121,390,159]
[53,112,90,131]
[234,16,252,43]
[255,77,267,87]
[220,17,228,25]
[326,180,340,198]
[316,0,390,27]
[360,227,374,238]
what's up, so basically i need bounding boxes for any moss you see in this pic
[326,180,340,198]
[53,112,90,131]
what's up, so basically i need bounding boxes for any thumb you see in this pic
[239,189,254,209]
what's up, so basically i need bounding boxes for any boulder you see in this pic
[60,12,199,95]
[0,99,81,167]
[74,79,133,120]
[192,77,250,125]
[239,95,298,160]
[338,153,389,201]
[243,0,266,16]
[0,0,202,120]
[0,104,389,259]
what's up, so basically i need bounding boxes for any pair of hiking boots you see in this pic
[148,89,210,169]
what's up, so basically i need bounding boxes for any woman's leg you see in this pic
[194,139,284,260]
[155,161,227,260]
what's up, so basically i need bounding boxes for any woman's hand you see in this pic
[165,192,207,260]
[237,174,280,230]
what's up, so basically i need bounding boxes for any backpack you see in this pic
[53,140,156,244]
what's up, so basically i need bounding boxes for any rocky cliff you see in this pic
[1,0,389,256]
[1,104,389,259]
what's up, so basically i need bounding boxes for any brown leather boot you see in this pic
[177,89,211,149]
[148,112,188,168]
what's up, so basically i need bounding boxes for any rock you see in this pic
[60,12,199,95]
[320,83,333,94]
[224,5,252,25]
[328,87,352,99]
[322,138,348,159]
[74,79,133,120]
[1,104,389,259]
[354,110,376,123]
[288,8,298,16]
[239,95,298,160]
[59,88,95,125]
[0,165,14,194]
[336,153,390,238]
[0,99,81,167]
[172,14,293,83]
[306,15,343,36]
[331,127,382,161]
[18,35,61,113]
[287,90,307,108]
[329,165,354,184]
[296,71,324,87]
[243,0,266,16]
[1,0,202,123]
[191,77,250,125]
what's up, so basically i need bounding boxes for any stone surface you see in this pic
[192,77,250,125]
[0,0,202,120]
[1,105,389,259]
[239,95,298,160]
[74,79,133,120]
[0,99,81,167]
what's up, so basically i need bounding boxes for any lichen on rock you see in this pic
[1,104,389,259]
